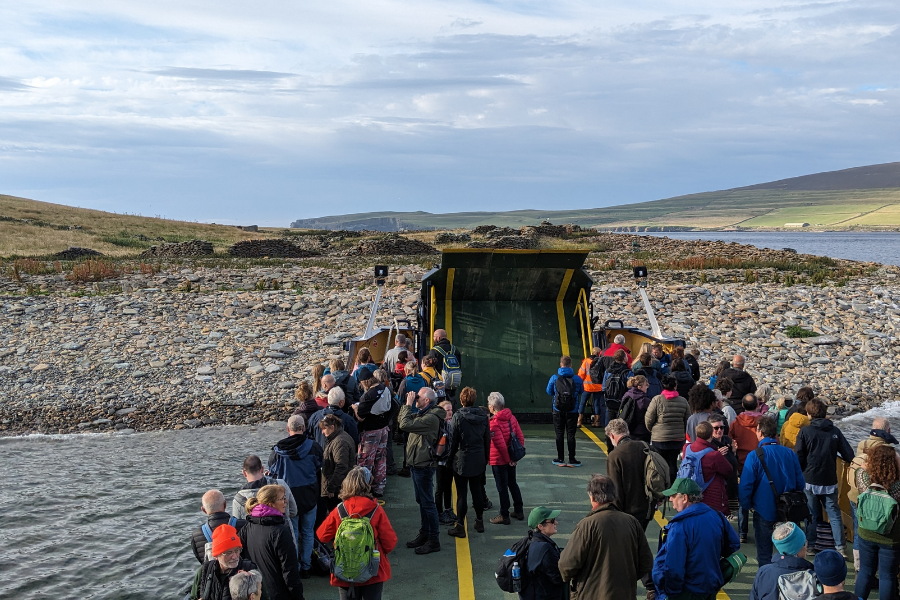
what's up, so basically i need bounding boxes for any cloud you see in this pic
[441,17,483,32]
[149,67,296,80]
[0,76,30,91]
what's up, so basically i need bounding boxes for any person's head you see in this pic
[397,350,408,364]
[796,399,809,416]
[638,342,653,357]
[287,414,305,436]
[708,414,728,439]
[713,359,730,377]
[628,374,648,392]
[772,522,807,558]
[294,380,313,404]
[660,374,677,392]
[651,343,664,358]
[587,474,617,508]
[742,394,758,412]
[422,355,437,369]
[321,374,336,393]
[732,354,745,369]
[613,349,626,364]
[394,333,407,348]
[796,386,815,403]
[416,386,437,410]
[756,416,777,441]
[229,569,263,600]
[319,413,343,438]
[339,465,373,501]
[671,358,687,372]
[244,484,287,516]
[459,386,476,407]
[614,334,626,345]
[211,523,243,571]
[201,489,227,515]
[360,377,378,392]
[688,384,716,413]
[695,421,713,441]
[356,347,373,365]
[373,368,389,384]
[439,400,453,421]
[755,383,772,406]
[715,376,733,398]
[327,386,345,408]
[591,346,602,357]
[329,358,345,372]
[806,398,827,419]
[311,364,326,393]
[433,328,447,342]
[404,360,418,376]
[873,417,892,433]
[605,418,629,445]
[689,347,700,358]
[775,396,793,411]
[528,506,561,536]
[636,351,652,368]
[241,455,265,482]
[663,477,703,513]
[867,445,900,488]
[814,549,848,593]
[560,355,572,368]
[487,391,505,414]
[671,346,685,360]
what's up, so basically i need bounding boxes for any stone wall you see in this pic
[228,239,321,258]
[140,240,214,259]
[348,234,439,256]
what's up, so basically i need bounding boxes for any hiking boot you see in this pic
[591,415,599,428]
[386,467,398,476]
[739,534,747,544]
[447,510,458,522]
[397,467,411,478]
[300,569,311,579]
[552,459,566,466]
[510,511,525,521]
[439,510,454,525]
[568,459,582,467]
[490,514,511,525]
[484,498,493,510]
[448,523,466,538]
[406,532,429,548]
[414,539,441,554]
[474,519,485,533]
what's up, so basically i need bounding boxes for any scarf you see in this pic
[871,429,899,445]
[250,504,283,518]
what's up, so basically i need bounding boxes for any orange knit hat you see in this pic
[211,524,242,557]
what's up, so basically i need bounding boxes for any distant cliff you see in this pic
[290,214,433,232]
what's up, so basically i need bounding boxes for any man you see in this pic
[652,478,741,600]
[815,550,856,600]
[730,395,765,468]
[522,506,567,600]
[685,347,701,382]
[231,455,299,553]
[651,343,671,374]
[428,328,462,398]
[749,522,814,600]
[268,414,323,578]
[190,489,247,563]
[546,355,584,467]
[189,524,258,600]
[685,422,733,515]
[605,419,658,599]
[577,346,605,428]
[314,374,335,408]
[399,386,446,555]
[602,334,633,364]
[382,333,408,373]
[559,474,654,600]
[795,398,854,555]
[602,350,633,428]
[739,416,805,566]
[328,358,352,398]
[719,355,757,412]
[307,387,359,448]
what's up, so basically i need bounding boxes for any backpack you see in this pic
[434,345,462,389]
[332,503,380,584]
[603,367,630,401]
[777,569,822,600]
[312,539,335,575]
[201,516,238,561]
[432,378,447,399]
[430,415,451,463]
[588,355,605,383]
[858,483,900,535]
[641,442,671,503]
[618,394,637,429]
[554,377,577,412]
[495,532,533,593]
[370,385,393,415]
[638,368,662,399]
[676,446,715,491]
[508,426,526,462]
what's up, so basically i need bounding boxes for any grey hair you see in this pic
[686,493,703,503]
[229,569,263,600]
[201,489,226,514]
[373,368,389,383]
[327,386,345,406]
[713,389,725,401]
[755,383,772,404]
[614,334,626,345]
[605,418,629,439]
[487,392,505,410]
[287,414,305,433]
[587,474,617,505]
[873,417,891,432]
[773,521,797,541]
[321,374,335,388]
[395,333,407,344]
[419,387,436,402]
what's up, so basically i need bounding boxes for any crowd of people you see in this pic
[184,333,892,600]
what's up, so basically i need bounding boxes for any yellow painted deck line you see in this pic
[445,268,455,342]
[451,481,476,600]
[579,425,732,600]
[556,268,574,357]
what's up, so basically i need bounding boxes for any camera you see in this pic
[374,265,388,285]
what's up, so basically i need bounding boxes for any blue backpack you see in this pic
[269,438,320,488]
[202,516,237,561]
[676,446,715,491]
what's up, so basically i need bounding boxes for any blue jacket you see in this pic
[308,407,359,449]
[652,502,740,597]
[739,438,805,522]
[268,435,323,513]
[546,367,584,413]
[749,554,815,600]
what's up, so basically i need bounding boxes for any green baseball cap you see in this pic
[662,477,702,497]
[528,506,562,529]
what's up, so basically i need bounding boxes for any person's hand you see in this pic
[718,446,729,456]
[510,461,517,467]
[326,492,334,498]
[731,440,738,452]
[405,392,416,406]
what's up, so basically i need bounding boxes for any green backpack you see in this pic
[332,503,381,585]
[858,484,900,535]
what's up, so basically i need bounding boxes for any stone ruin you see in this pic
[228,239,321,258]
[467,236,537,250]
[140,240,214,259]
[433,232,472,244]
[347,233,439,256]
[52,247,104,260]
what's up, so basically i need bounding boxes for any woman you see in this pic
[228,570,263,600]
[447,386,490,537]
[317,466,398,600]
[780,399,810,450]
[631,343,660,372]
[521,506,566,600]
[754,383,773,414]
[708,413,740,519]
[238,485,304,600]
[644,374,690,483]
[396,361,425,400]
[434,400,457,525]
[708,359,730,390]
[685,384,717,443]
[292,381,318,432]
[774,396,793,435]
[419,355,440,387]
[631,352,663,398]
[320,414,358,513]
[354,376,392,498]
[670,358,695,399]
[487,392,525,525]
[855,444,900,600]
[311,364,326,397]
[619,375,653,443]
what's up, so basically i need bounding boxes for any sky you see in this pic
[0,1,898,225]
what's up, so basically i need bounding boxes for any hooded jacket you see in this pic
[399,402,446,468]
[690,437,734,514]
[396,373,427,400]
[644,391,690,443]
[522,530,567,600]
[190,512,248,564]
[293,399,319,431]
[720,367,757,411]
[849,433,897,502]
[488,408,524,466]
[731,411,763,469]
[449,406,490,477]
[232,477,298,524]
[780,412,810,449]
[268,434,323,513]
[671,368,695,400]
[621,387,652,438]
[607,436,651,519]
[749,554,815,600]
[355,384,391,431]
[795,418,855,486]
[239,511,304,600]
[739,438,806,522]
[321,428,357,496]
[546,367,584,414]
[189,557,258,600]
[308,406,359,449]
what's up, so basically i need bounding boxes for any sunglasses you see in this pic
[712,426,726,431]
[542,518,557,525]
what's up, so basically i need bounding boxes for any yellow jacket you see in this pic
[780,413,810,449]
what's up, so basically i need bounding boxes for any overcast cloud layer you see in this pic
[0,1,897,224]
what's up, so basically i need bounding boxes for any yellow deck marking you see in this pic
[580,426,731,600]
[430,285,437,348]
[445,268,455,342]
[451,481,476,600]
[556,269,574,356]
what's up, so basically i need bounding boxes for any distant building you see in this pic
[784,222,810,228]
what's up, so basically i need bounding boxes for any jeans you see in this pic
[298,505,316,571]
[850,500,859,541]
[411,466,440,540]
[805,489,844,550]
[855,535,900,600]
[553,410,578,462]
[434,465,454,512]
[454,473,485,523]
[492,464,524,518]
[753,512,776,567]
[338,581,384,600]
[738,508,750,537]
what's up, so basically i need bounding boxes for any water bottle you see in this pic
[511,561,522,593]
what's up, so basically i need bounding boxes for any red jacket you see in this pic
[690,438,733,514]
[489,408,524,466]
[316,496,398,587]
[578,357,603,393]
[731,412,763,471]
[601,343,632,364]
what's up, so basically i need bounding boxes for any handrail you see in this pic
[574,288,591,360]
[430,285,436,350]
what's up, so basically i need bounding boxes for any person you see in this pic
[434,400,457,525]
[645,374,690,483]
[308,387,359,449]
[393,350,409,376]
[686,422,734,515]
[546,355,584,467]
[708,413,740,519]
[795,398,854,554]
[605,418,657,598]
[238,484,305,600]
[559,474,654,600]
[292,381,319,431]
[447,386,490,537]
[738,416,805,564]
[713,377,737,426]
[395,360,427,401]
[854,444,900,600]
[719,355,757,412]
[320,414,357,515]
[754,384,773,414]
[817,549,858,600]
[488,391,526,525]
[314,373,334,410]
[428,328,462,398]
[578,346,605,428]
[232,456,299,552]
[521,506,567,600]
[780,398,810,450]
[620,374,653,443]
[419,355,440,387]
[730,395,764,469]
[685,384,717,443]
[748,522,814,600]
[229,569,264,600]
[268,414,323,578]
[708,359,730,391]
[311,363,326,397]
[329,358,353,399]
[191,490,248,564]
[632,342,661,372]
[670,357,695,400]
[602,333,633,364]
[651,343,671,374]
[632,352,663,398]
[685,347,701,382]
[349,349,379,401]
[652,478,741,600]
[317,466,398,600]
[382,333,408,373]
[399,386,445,554]
[189,524,258,600]
[353,374,392,498]
[774,396,792,435]
[601,350,633,429]
[787,386,816,418]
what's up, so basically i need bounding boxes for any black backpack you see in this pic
[588,355,605,384]
[495,532,533,593]
[618,394,637,429]
[554,377,577,412]
[603,366,630,401]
